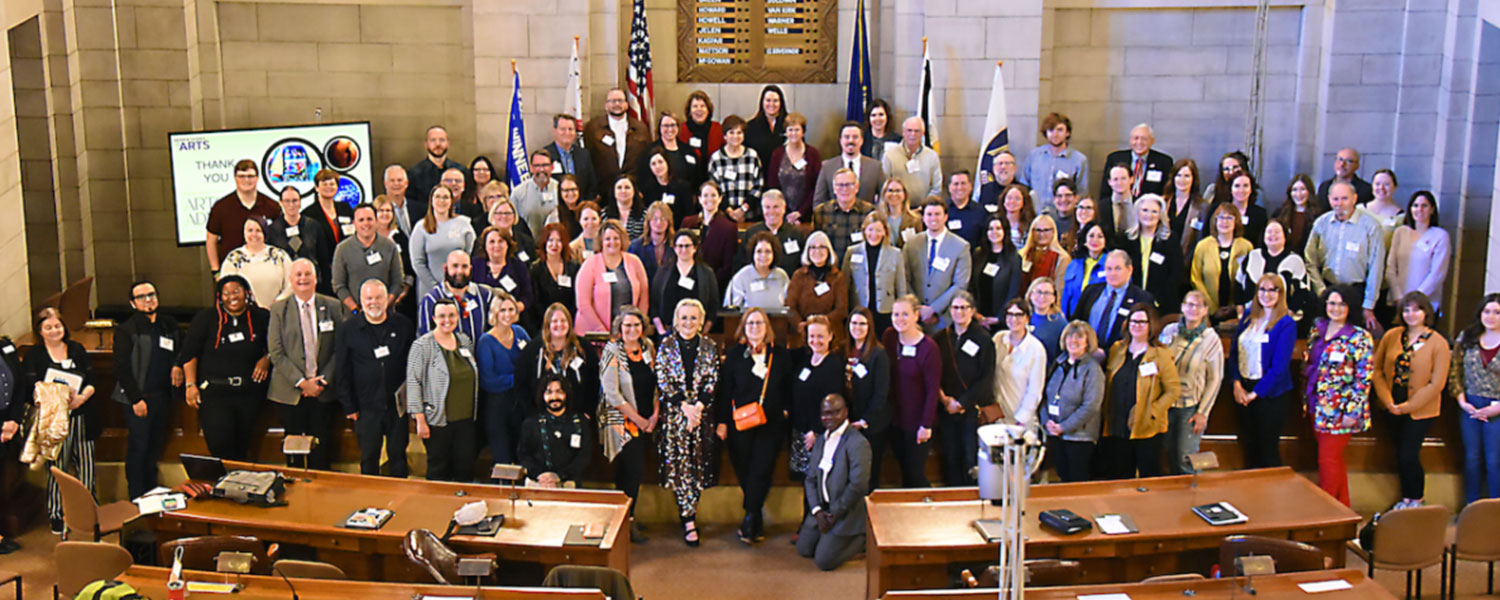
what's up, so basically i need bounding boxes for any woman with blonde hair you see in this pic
[1020,213,1071,289]
[845,212,908,335]
[655,299,721,546]
[877,177,922,248]
[1227,273,1299,468]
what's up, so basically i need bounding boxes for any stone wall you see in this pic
[0,19,31,337]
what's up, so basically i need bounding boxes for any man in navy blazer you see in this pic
[1070,250,1154,348]
[543,114,598,203]
[1098,124,1174,198]
[798,394,871,571]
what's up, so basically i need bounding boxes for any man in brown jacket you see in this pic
[583,88,652,189]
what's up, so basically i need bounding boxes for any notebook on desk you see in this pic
[1192,501,1248,526]
[563,523,607,546]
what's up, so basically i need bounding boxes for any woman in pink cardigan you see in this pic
[576,219,651,334]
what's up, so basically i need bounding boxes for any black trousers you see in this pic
[1096,434,1164,480]
[123,394,171,499]
[1048,438,1094,482]
[482,390,528,467]
[864,427,889,490]
[1234,383,1287,469]
[727,422,782,516]
[938,410,978,486]
[424,418,477,482]
[1388,385,1432,499]
[889,428,932,488]
[276,397,336,470]
[613,436,646,515]
[198,389,262,462]
[354,408,409,478]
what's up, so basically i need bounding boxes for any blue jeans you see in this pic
[1460,395,1500,504]
[1165,406,1203,475]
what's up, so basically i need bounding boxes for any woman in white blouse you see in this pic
[219,218,292,308]
[991,298,1046,427]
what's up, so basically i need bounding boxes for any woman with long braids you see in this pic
[181,275,271,461]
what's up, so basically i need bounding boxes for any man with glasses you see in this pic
[543,114,597,202]
[975,150,1020,212]
[382,164,418,235]
[583,88,651,189]
[903,198,973,330]
[1071,250,1154,347]
[1316,147,1374,212]
[513,150,560,233]
[933,292,994,486]
[945,171,986,247]
[740,190,806,274]
[113,280,185,499]
[813,169,875,257]
[205,159,280,273]
[1306,182,1386,329]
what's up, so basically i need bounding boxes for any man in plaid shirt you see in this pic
[813,169,875,257]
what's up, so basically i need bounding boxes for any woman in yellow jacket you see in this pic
[1371,291,1451,511]
[1102,302,1182,479]
[1190,203,1254,321]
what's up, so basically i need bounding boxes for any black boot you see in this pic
[737,514,754,545]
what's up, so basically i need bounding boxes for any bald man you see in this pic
[267,258,350,470]
[1100,123,1174,198]
[1316,147,1375,211]
[881,117,943,208]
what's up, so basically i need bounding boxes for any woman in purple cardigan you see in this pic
[881,294,942,488]
[1227,273,1299,468]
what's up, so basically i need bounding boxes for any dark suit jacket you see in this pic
[813,155,883,206]
[1069,282,1155,348]
[582,115,651,191]
[1316,175,1374,212]
[1100,149,1175,198]
[804,426,871,537]
[1121,234,1184,311]
[544,141,598,203]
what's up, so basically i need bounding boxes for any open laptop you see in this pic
[180,453,227,483]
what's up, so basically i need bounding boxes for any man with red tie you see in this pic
[1100,123,1174,200]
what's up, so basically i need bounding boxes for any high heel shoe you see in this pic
[682,517,700,547]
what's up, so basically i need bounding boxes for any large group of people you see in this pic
[2,85,1492,573]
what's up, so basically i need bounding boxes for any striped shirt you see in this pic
[417,282,495,339]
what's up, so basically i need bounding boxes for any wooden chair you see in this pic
[271,559,346,580]
[53,541,132,600]
[50,466,138,542]
[1447,498,1500,599]
[158,535,278,576]
[1142,573,1206,584]
[0,569,18,600]
[401,529,497,584]
[1219,534,1331,574]
[1347,504,1450,600]
[543,565,636,600]
[1023,559,1083,587]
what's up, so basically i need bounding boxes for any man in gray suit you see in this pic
[268,258,350,470]
[812,121,884,211]
[902,198,973,330]
[798,394,870,571]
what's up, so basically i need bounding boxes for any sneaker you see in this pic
[0,538,20,554]
[50,517,64,535]
[629,520,648,544]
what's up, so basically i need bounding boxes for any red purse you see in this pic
[733,353,773,431]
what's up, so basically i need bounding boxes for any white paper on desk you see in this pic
[419,596,476,600]
[1297,579,1354,593]
[1096,514,1131,535]
[185,582,239,594]
[1076,594,1132,600]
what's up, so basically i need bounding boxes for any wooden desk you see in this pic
[151,462,631,583]
[865,468,1360,600]
[882,568,1393,599]
[117,566,607,599]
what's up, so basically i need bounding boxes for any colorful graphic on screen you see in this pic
[263,138,323,193]
[324,136,361,171]
[335,175,364,207]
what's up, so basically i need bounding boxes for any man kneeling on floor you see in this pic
[798,394,871,570]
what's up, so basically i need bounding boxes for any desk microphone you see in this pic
[273,565,299,600]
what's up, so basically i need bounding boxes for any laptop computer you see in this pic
[180,453,227,483]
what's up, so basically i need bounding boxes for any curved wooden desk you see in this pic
[881,568,1392,599]
[118,566,608,599]
[150,461,631,582]
[865,468,1360,600]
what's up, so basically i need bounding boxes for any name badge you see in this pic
[570,356,584,370]
[517,250,530,262]
[1412,342,1425,351]
[1257,334,1271,343]
[61,359,76,370]
[905,158,922,174]
[750,280,767,292]
[684,154,697,165]
[947,219,962,230]
[1146,169,1163,183]
[1049,403,1061,416]
[517,340,527,350]
[902,228,918,242]
[751,362,767,379]
[1149,252,1164,264]
[850,231,864,244]
[1118,307,1132,317]
[1344,241,1360,252]
[1140,361,1158,376]
[286,226,300,236]
[1055,169,1069,181]
[1241,215,1249,225]
[783,239,800,254]
[814,282,831,296]
[798,367,811,381]
[689,137,703,148]
[227,332,246,343]
[338,216,352,224]
[500,275,517,291]
[158,337,175,351]
[1190,219,1203,230]
[551,162,563,174]
[602,271,619,284]
[678,276,695,290]
[792,158,807,170]
[341,224,356,236]
[570,433,582,448]
[662,193,675,205]
[850,253,864,265]
[374,345,390,358]
[365,252,382,265]
[853,363,868,378]
[932,256,952,272]
[901,344,917,358]
[557,274,573,288]
[723,169,736,180]
[983,263,999,277]
[1328,350,1345,363]
[459,348,472,358]
[985,204,998,213]
[318,320,334,333]
[465,299,478,311]
[601,134,615,146]
[961,340,980,356]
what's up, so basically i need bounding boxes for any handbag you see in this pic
[733,353,773,431]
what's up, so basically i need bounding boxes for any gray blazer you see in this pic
[843,242,908,313]
[267,293,348,405]
[804,426,871,537]
[405,331,477,428]
[901,230,973,327]
[813,155,884,206]
[1041,355,1105,442]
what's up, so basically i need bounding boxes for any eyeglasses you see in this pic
[1005,311,1027,317]
[132,292,158,301]
[1032,290,1056,296]
[561,187,580,194]
[952,305,974,311]
[1034,227,1054,233]
[1258,287,1280,294]
[473,166,491,172]
[673,243,695,249]
[834,182,857,188]
[1128,319,1151,325]
[234,173,257,180]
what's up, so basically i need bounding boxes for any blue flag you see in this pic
[845,0,871,122]
[505,65,529,188]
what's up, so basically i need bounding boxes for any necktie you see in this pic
[927,238,938,278]
[1101,290,1119,341]
[1132,157,1144,196]
[300,301,318,379]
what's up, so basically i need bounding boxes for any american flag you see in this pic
[626,0,655,130]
